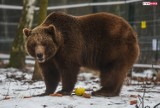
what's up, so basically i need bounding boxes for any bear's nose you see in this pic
[36,53,43,59]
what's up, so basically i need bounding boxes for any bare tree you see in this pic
[32,0,48,80]
[8,0,36,69]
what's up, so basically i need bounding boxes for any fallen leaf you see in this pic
[4,96,10,100]
[49,93,63,97]
[23,96,32,98]
[130,100,137,105]
[82,93,91,98]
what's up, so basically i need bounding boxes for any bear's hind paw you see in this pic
[92,90,119,97]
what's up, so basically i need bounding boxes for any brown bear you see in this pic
[23,12,139,97]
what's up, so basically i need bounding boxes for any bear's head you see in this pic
[23,25,61,63]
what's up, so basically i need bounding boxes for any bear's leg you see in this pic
[92,63,128,97]
[57,66,80,95]
[34,60,60,96]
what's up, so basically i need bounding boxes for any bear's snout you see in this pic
[36,53,43,59]
[35,45,45,63]
[36,52,45,63]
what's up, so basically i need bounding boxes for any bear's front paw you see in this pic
[56,90,72,95]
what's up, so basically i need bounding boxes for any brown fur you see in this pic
[23,12,139,97]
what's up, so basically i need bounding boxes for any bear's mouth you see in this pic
[37,58,45,63]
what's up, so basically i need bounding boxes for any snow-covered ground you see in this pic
[0,68,160,108]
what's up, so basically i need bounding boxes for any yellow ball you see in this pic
[75,87,85,96]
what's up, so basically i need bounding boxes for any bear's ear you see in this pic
[48,25,55,31]
[45,25,55,35]
[23,28,31,37]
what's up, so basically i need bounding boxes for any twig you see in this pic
[27,83,32,97]
[136,84,146,108]
[5,80,11,97]
[142,87,146,108]
[154,103,160,108]
[128,89,160,94]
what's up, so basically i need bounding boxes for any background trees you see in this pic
[0,0,160,73]
[8,0,36,69]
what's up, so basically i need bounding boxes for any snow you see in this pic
[0,53,35,65]
[132,70,157,78]
[0,68,160,108]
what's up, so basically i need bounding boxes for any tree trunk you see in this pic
[32,0,48,80]
[8,0,36,69]
[38,0,48,25]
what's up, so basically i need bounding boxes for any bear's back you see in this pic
[77,12,135,40]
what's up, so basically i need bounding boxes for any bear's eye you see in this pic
[41,41,47,46]
[30,43,36,47]
[41,42,49,50]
